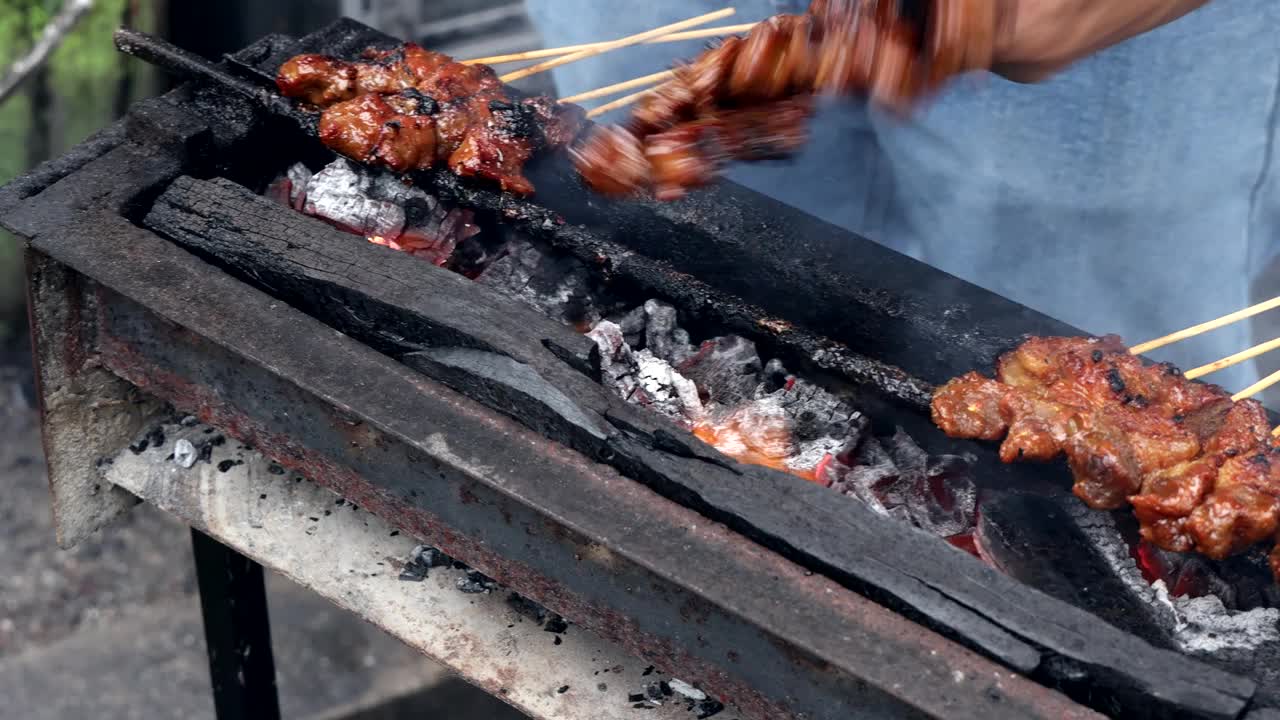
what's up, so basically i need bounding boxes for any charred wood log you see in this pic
[146,174,1255,720]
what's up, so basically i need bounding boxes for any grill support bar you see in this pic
[192,529,283,720]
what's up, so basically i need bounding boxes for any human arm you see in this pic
[990,0,1212,82]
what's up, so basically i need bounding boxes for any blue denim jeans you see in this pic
[526,0,1280,392]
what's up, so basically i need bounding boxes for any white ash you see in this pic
[302,160,406,239]
[786,435,847,474]
[172,438,198,469]
[667,679,706,701]
[1151,580,1280,654]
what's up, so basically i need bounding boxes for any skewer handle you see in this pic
[1130,295,1280,356]
[113,27,314,132]
[560,70,674,104]
[464,23,758,65]
[499,7,736,83]
[1232,367,1280,402]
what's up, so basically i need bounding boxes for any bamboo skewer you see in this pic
[464,23,757,65]
[1232,367,1280,402]
[560,70,675,104]
[499,8,736,84]
[585,84,664,118]
[1184,337,1280,380]
[1130,295,1280,356]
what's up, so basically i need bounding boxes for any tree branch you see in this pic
[0,0,97,106]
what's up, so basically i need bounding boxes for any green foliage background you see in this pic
[0,0,157,343]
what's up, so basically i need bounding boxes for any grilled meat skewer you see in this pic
[575,0,996,198]
[931,336,1280,578]
[278,44,586,195]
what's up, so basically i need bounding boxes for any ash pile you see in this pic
[265,158,979,548]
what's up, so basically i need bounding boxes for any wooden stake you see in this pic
[463,23,757,65]
[560,70,674,104]
[585,84,664,118]
[1183,336,1280,380]
[499,7,735,83]
[1232,367,1280,402]
[1129,295,1280,356]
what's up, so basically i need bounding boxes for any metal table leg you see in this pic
[192,528,282,720]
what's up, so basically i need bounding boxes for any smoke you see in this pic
[527,0,1276,402]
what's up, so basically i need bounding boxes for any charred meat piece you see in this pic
[646,99,811,200]
[931,335,1280,576]
[572,126,651,197]
[318,92,439,173]
[278,43,587,195]
[277,45,455,106]
[575,98,811,199]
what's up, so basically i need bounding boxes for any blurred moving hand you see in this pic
[989,0,1212,81]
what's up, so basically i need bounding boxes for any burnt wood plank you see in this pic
[145,175,1254,719]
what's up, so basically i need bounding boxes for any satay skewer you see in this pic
[1129,295,1280,355]
[560,70,674,104]
[1184,336,1280,380]
[1234,367,1280,402]
[586,83,666,118]
[464,23,758,65]
[499,7,736,83]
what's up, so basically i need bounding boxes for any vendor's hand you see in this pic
[990,0,1211,82]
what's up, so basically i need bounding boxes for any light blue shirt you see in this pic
[526,0,1280,392]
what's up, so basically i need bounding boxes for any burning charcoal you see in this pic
[772,378,863,443]
[760,358,790,393]
[642,300,691,364]
[696,397,793,463]
[676,336,762,406]
[265,176,293,207]
[456,570,498,594]
[884,427,929,479]
[1171,557,1239,608]
[286,162,312,210]
[786,438,847,478]
[450,230,510,277]
[303,159,406,239]
[364,170,426,206]
[634,350,704,422]
[173,438,198,469]
[476,237,602,326]
[616,305,648,347]
[586,320,642,399]
[830,436,898,514]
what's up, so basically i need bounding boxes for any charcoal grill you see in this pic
[2,18,1275,720]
